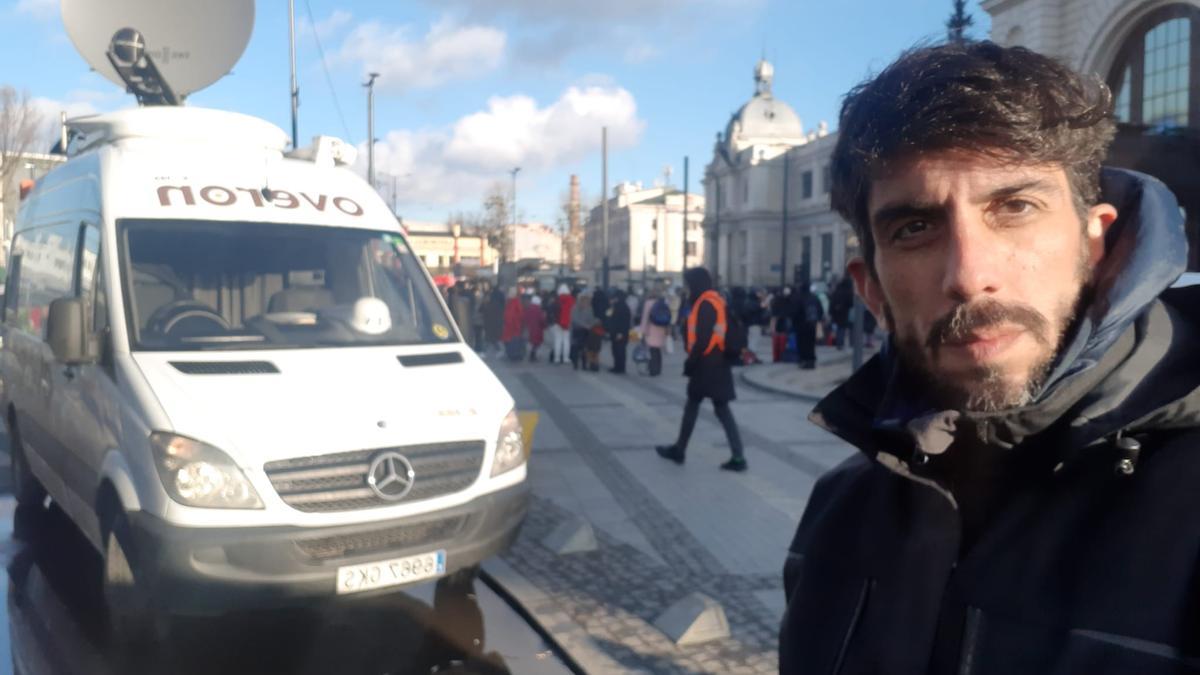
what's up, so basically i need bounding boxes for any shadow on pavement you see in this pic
[7,503,513,675]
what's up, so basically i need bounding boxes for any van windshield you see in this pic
[119,219,458,351]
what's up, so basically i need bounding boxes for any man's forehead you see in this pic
[870,152,1067,198]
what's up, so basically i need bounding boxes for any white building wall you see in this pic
[984,0,1200,77]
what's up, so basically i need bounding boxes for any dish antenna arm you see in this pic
[105,28,181,106]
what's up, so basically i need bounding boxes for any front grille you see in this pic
[263,441,485,513]
[294,515,468,561]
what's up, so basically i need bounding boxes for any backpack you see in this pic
[649,298,672,326]
[544,299,560,325]
[804,295,823,324]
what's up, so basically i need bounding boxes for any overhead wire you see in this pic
[303,0,353,140]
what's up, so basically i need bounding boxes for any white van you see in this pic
[0,106,528,634]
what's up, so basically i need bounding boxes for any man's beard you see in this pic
[887,250,1093,413]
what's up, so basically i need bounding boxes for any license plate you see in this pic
[335,550,446,595]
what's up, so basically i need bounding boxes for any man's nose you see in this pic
[941,220,1001,302]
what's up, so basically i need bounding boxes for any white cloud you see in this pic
[424,0,763,65]
[365,84,644,208]
[28,89,128,146]
[14,0,56,19]
[297,9,353,40]
[335,18,506,92]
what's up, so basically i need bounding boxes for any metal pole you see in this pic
[713,180,721,285]
[602,126,609,290]
[780,152,790,288]
[391,175,397,214]
[288,0,299,149]
[682,156,689,274]
[365,73,379,188]
[851,295,865,370]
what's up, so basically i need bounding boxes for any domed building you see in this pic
[703,60,852,288]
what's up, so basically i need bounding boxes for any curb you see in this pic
[481,558,631,675]
[738,368,826,403]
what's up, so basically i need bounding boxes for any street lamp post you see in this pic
[509,167,520,262]
[365,72,380,188]
[601,126,609,290]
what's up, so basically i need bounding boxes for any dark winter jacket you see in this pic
[606,292,632,341]
[483,290,505,343]
[780,169,1200,674]
[683,268,736,403]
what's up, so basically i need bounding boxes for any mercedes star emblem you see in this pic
[366,451,416,501]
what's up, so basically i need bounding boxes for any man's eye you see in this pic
[892,220,931,241]
[998,199,1036,216]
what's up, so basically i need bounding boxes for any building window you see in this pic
[1108,4,1199,128]
[652,241,657,255]
[741,176,749,203]
[802,171,813,199]
[822,164,832,194]
[686,242,697,256]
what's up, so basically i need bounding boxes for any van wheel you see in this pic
[10,419,47,541]
[102,511,168,651]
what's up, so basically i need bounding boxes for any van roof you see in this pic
[68,107,290,157]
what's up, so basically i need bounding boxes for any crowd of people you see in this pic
[441,275,876,375]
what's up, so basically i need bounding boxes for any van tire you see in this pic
[9,418,48,541]
[102,510,169,651]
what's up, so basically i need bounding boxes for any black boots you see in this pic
[655,445,685,465]
[720,457,748,472]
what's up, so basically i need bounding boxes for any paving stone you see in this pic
[653,592,731,646]
[540,517,598,554]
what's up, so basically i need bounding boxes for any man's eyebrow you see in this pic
[871,202,943,228]
[981,178,1061,202]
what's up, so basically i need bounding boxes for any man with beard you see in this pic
[779,41,1200,674]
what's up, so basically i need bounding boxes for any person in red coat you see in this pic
[553,284,575,364]
[524,295,546,362]
[501,288,525,361]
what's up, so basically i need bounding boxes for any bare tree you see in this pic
[480,182,514,260]
[0,87,46,249]
[0,87,45,186]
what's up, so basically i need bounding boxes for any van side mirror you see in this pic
[47,298,92,364]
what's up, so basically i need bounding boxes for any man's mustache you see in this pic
[926,299,1050,351]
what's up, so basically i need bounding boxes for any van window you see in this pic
[118,219,457,351]
[10,222,78,337]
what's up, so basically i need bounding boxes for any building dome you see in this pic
[724,59,804,151]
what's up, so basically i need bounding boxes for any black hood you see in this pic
[685,267,713,298]
[812,168,1200,470]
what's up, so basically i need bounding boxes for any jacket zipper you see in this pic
[831,578,873,675]
[957,607,984,675]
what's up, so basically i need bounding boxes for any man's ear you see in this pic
[1086,202,1118,268]
[847,256,890,332]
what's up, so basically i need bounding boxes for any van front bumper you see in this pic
[126,481,529,614]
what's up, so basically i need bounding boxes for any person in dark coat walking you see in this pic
[483,287,505,357]
[769,286,793,362]
[655,267,746,471]
[791,284,820,369]
[829,276,854,348]
[606,289,632,374]
[781,40,1200,674]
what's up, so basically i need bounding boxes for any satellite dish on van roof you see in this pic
[61,0,255,99]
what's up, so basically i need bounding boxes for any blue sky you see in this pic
[2,0,990,225]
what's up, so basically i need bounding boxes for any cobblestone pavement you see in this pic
[487,341,858,673]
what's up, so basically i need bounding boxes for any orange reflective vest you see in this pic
[686,290,727,356]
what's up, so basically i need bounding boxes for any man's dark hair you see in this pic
[830,40,1116,268]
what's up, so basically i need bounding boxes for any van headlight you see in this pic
[490,409,526,477]
[150,433,264,509]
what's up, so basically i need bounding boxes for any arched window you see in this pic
[1107,4,1200,128]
